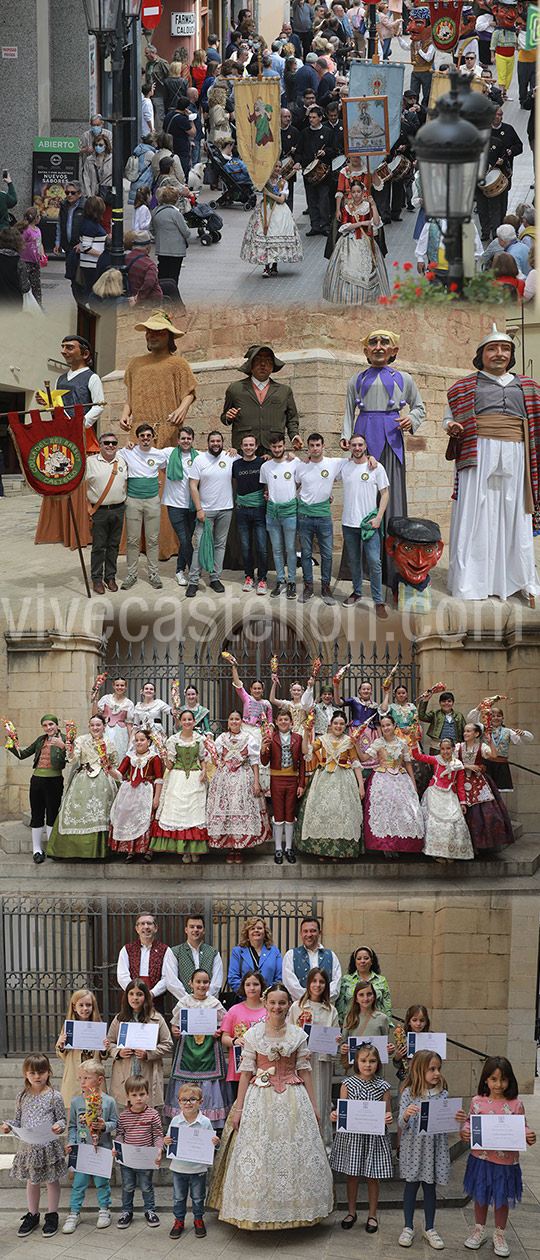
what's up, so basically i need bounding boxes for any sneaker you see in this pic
[62,1213,80,1235]
[145,1211,160,1227]
[399,1228,414,1247]
[97,1209,111,1229]
[493,1231,510,1257]
[271,581,285,597]
[117,1212,133,1228]
[242,576,255,592]
[210,580,225,593]
[257,580,268,595]
[42,1212,58,1238]
[18,1213,40,1238]
[321,584,336,605]
[286,582,296,600]
[465,1226,487,1250]
[298,583,313,603]
[185,584,198,597]
[175,572,187,586]
[194,1218,207,1238]
[424,1229,445,1249]
[170,1219,185,1238]
[149,575,163,589]
[121,575,138,590]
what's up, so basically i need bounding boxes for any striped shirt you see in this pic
[117,1104,164,1148]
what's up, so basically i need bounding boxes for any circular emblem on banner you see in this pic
[321,469,329,478]
[284,471,292,480]
[433,17,457,46]
[28,438,82,486]
[147,459,156,466]
[219,460,226,468]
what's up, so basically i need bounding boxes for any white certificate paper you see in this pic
[337,1098,386,1136]
[74,1143,113,1177]
[114,1141,161,1170]
[407,1032,447,1059]
[471,1114,526,1153]
[167,1125,215,1165]
[348,1035,389,1064]
[117,1022,159,1051]
[419,1096,463,1135]
[233,1045,243,1073]
[64,1020,107,1051]
[306,1024,341,1055]
[9,1123,58,1145]
[179,1008,218,1036]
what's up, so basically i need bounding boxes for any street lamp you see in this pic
[367,3,378,58]
[413,80,484,293]
[449,69,498,182]
[82,0,122,38]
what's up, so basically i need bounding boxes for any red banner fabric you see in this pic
[429,2,462,51]
[8,406,87,497]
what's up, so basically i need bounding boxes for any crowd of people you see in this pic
[2,915,536,1246]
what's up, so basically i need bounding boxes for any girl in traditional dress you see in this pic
[130,681,171,741]
[380,682,427,796]
[288,967,340,1153]
[2,1053,66,1240]
[206,711,271,864]
[150,709,208,863]
[360,714,424,859]
[240,160,303,278]
[164,968,230,1131]
[216,969,266,1094]
[398,1051,466,1249]
[330,1043,393,1234]
[268,673,315,732]
[55,989,107,1111]
[467,706,533,793]
[296,710,364,861]
[92,677,134,761]
[106,979,172,1111]
[340,981,394,1077]
[47,715,119,861]
[455,723,514,853]
[229,660,273,793]
[219,982,334,1231]
[412,738,474,863]
[323,179,390,306]
[108,728,164,863]
[182,684,212,734]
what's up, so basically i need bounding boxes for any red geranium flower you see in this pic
[392,260,399,267]
[378,295,391,304]
[449,283,459,292]
[414,287,423,296]
[403,261,413,271]
[426,270,435,280]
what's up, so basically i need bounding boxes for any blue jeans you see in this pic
[236,504,267,580]
[266,512,297,584]
[172,1171,207,1222]
[70,1171,111,1212]
[342,524,383,604]
[297,513,334,587]
[167,505,196,573]
[381,36,392,59]
[120,1165,155,1212]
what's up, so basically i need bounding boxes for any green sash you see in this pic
[298,497,331,518]
[167,445,198,481]
[267,498,298,520]
[237,489,265,507]
[127,476,159,499]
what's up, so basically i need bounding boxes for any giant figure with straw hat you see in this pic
[445,324,540,605]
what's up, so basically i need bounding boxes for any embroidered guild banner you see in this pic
[428,2,462,51]
[8,406,86,497]
[234,77,282,190]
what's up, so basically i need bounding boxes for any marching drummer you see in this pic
[296,105,339,237]
[475,104,523,245]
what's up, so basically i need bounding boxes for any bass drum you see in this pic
[481,167,509,198]
[304,158,330,184]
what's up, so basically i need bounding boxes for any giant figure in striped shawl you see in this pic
[444,324,540,605]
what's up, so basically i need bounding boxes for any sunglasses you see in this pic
[65,190,78,196]
[102,441,117,446]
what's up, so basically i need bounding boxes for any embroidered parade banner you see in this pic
[234,77,282,190]
[349,61,404,151]
[428,2,462,52]
[8,406,86,497]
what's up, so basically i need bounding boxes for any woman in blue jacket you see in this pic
[228,917,282,995]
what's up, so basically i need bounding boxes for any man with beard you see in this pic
[444,325,540,604]
[340,330,425,586]
[186,431,236,596]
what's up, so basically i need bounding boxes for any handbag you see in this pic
[98,183,114,207]
[445,434,461,462]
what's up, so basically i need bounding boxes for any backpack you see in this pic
[124,155,140,182]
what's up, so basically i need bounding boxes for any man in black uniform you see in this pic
[476,106,523,242]
[280,107,301,210]
[296,106,337,236]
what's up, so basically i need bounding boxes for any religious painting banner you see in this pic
[234,77,282,190]
[344,96,390,158]
[8,406,86,497]
[428,2,462,52]
[349,61,404,151]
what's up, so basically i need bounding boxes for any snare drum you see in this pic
[388,154,412,181]
[373,160,392,184]
[280,155,296,181]
[304,158,330,184]
[482,167,509,198]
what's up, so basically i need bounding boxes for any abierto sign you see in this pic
[171,11,196,36]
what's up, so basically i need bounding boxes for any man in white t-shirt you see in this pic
[160,425,201,587]
[295,433,345,605]
[187,431,235,596]
[259,432,301,600]
[340,434,389,619]
[120,424,169,590]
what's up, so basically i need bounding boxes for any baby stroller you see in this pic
[184,194,224,245]
[205,141,258,210]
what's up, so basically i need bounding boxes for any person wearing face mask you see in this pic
[82,135,113,230]
[80,116,113,165]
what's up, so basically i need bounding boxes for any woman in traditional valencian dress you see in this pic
[379,681,427,794]
[228,658,273,793]
[206,711,271,864]
[288,967,340,1154]
[47,715,119,860]
[93,676,134,761]
[150,708,208,863]
[240,161,303,279]
[455,723,514,852]
[130,681,171,742]
[323,179,390,306]
[108,728,164,862]
[412,740,474,863]
[360,714,424,859]
[295,710,364,860]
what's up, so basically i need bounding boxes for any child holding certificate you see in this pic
[164,1083,220,1239]
[106,980,172,1110]
[55,989,108,1111]
[460,1056,536,1257]
[341,981,394,1077]
[115,1077,164,1229]
[164,969,231,1131]
[2,1052,66,1240]
[220,969,266,1091]
[288,967,340,1153]
[62,1061,117,1235]
[398,1050,466,1249]
[330,1043,393,1233]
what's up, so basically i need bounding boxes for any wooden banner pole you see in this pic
[67,497,92,599]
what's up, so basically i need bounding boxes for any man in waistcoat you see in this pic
[282,916,342,1001]
[164,914,223,1001]
[116,910,175,1007]
[445,325,540,604]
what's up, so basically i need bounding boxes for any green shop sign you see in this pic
[34,137,79,152]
